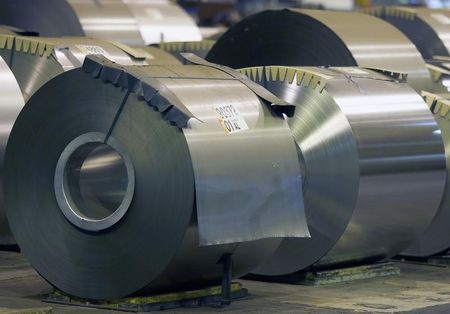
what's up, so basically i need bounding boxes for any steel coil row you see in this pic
[207,8,450,260]
[0,5,449,301]
[0,0,202,45]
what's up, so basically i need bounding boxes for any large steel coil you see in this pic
[0,0,202,45]
[403,92,450,257]
[367,7,450,60]
[0,34,181,102]
[0,57,24,245]
[4,55,309,299]
[206,9,443,93]
[238,65,446,274]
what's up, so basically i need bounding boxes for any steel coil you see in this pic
[0,34,181,102]
[366,7,450,60]
[0,57,24,245]
[0,0,202,45]
[238,66,446,274]
[207,9,443,93]
[403,91,450,256]
[4,55,309,299]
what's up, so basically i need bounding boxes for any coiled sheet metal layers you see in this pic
[0,57,24,245]
[425,57,450,96]
[0,34,181,102]
[158,40,216,63]
[403,92,450,257]
[366,7,450,60]
[238,66,446,274]
[4,55,309,299]
[0,0,202,45]
[206,9,443,94]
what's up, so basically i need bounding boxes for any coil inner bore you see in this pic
[54,132,135,231]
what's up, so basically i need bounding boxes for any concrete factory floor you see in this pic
[1,252,450,313]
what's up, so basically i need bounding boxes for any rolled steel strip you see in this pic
[403,91,450,256]
[238,65,446,274]
[366,7,450,60]
[207,9,444,93]
[0,57,24,245]
[0,34,181,102]
[0,0,202,45]
[0,35,180,244]
[4,56,309,299]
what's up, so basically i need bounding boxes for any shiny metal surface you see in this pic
[4,59,308,299]
[0,0,202,45]
[240,66,446,274]
[0,35,175,241]
[318,67,445,267]
[0,35,179,101]
[67,0,145,45]
[0,56,24,245]
[54,132,135,232]
[403,92,450,256]
[162,66,309,245]
[67,0,202,45]
[0,0,84,37]
[206,9,443,93]
[370,7,450,60]
[122,0,202,44]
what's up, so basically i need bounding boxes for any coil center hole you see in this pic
[55,133,135,231]
[64,142,128,221]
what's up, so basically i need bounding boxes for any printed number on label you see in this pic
[215,104,249,134]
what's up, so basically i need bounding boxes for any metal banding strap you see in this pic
[100,39,147,60]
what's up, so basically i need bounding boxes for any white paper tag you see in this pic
[334,67,369,75]
[215,104,249,134]
[75,45,109,56]
[431,13,450,25]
